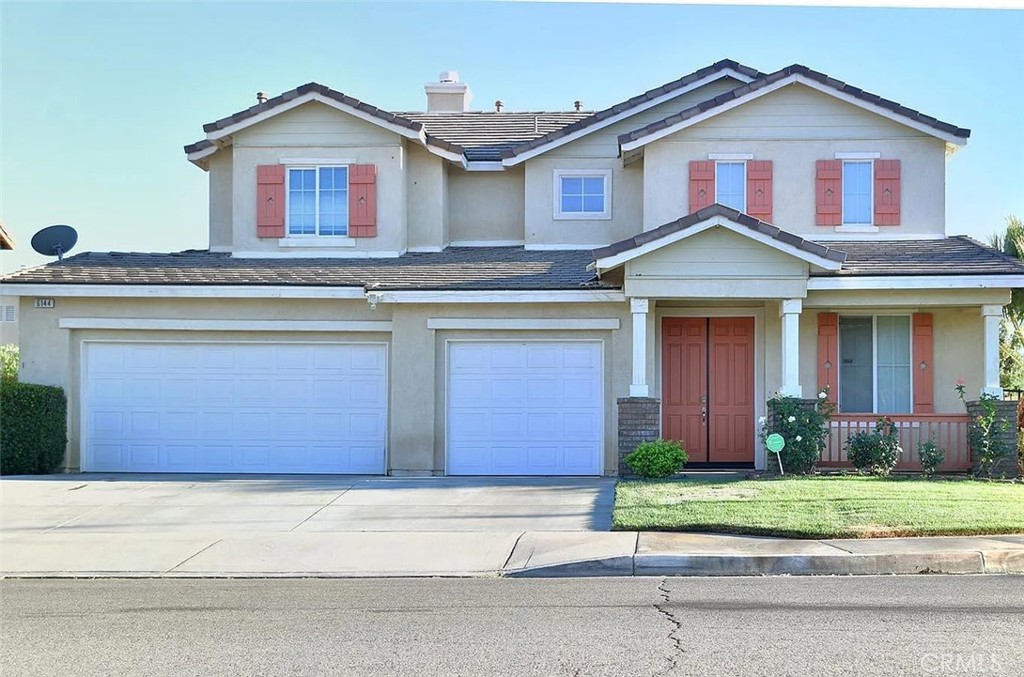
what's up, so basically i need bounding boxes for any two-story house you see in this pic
[6,60,1024,476]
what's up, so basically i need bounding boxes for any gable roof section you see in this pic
[499,59,763,166]
[591,204,847,273]
[618,64,971,152]
[0,222,14,250]
[184,83,466,166]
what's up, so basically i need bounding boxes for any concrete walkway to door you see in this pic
[1,475,618,577]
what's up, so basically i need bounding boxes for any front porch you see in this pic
[595,208,1012,475]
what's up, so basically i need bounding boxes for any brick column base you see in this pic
[966,400,1020,478]
[617,397,661,477]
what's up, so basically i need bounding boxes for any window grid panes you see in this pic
[1,306,14,322]
[838,315,912,414]
[560,175,605,214]
[288,166,348,236]
[715,162,746,212]
[842,161,872,225]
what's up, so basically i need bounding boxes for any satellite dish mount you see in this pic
[31,224,78,261]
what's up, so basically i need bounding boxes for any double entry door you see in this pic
[662,317,755,465]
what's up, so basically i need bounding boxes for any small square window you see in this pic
[554,170,611,220]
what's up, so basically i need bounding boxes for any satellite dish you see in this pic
[31,224,78,261]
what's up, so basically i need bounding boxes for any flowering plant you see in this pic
[759,388,836,475]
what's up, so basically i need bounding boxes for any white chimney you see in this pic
[425,70,471,113]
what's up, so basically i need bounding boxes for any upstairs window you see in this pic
[842,161,873,225]
[287,166,349,236]
[714,162,746,212]
[839,315,912,414]
[553,170,611,220]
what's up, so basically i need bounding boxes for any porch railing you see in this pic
[820,414,972,472]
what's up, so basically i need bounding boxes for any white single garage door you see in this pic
[448,341,603,475]
[83,342,387,474]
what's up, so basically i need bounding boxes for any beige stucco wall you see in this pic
[18,295,630,475]
[643,84,947,235]
[524,157,642,246]
[448,167,525,243]
[229,102,408,254]
[0,295,19,345]
[406,144,448,250]
[207,151,233,251]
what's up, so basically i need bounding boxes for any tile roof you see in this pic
[183,82,464,157]
[499,59,764,160]
[618,64,970,148]
[592,204,848,264]
[0,222,14,250]
[397,111,592,161]
[6,236,1021,291]
[0,248,609,291]
[814,236,1024,276]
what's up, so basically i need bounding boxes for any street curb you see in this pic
[505,551,1024,578]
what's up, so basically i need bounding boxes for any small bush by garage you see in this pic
[1,360,68,475]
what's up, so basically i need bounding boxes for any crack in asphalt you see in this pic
[653,577,686,676]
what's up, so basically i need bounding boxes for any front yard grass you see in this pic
[613,475,1024,539]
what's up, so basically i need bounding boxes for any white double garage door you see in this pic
[83,341,603,476]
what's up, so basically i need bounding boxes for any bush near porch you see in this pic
[613,475,1024,539]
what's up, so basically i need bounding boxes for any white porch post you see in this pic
[981,304,1004,398]
[780,298,803,398]
[630,298,650,397]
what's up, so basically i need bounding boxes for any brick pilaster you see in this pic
[617,397,661,477]
[966,400,1020,478]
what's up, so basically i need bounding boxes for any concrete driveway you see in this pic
[0,475,619,576]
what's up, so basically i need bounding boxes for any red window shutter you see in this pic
[688,161,715,212]
[874,159,901,226]
[348,164,377,238]
[912,313,934,413]
[256,165,285,238]
[746,160,773,222]
[817,312,839,404]
[815,160,842,226]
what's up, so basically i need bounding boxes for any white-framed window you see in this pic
[838,315,912,414]
[1,305,14,323]
[553,169,611,220]
[287,165,349,236]
[715,161,746,212]
[841,160,873,225]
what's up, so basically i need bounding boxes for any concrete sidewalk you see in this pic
[3,530,1022,578]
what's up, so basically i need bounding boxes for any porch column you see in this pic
[982,304,1004,398]
[780,298,803,398]
[630,298,650,397]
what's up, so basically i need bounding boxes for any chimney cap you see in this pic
[439,70,459,83]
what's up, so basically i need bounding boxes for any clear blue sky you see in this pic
[1,2,1021,273]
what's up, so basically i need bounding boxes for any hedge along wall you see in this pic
[0,380,68,474]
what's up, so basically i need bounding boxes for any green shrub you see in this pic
[917,438,945,478]
[0,380,67,474]
[625,439,687,478]
[845,417,901,476]
[759,391,836,475]
[0,344,17,381]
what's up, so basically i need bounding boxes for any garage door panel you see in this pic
[84,342,387,474]
[448,342,603,476]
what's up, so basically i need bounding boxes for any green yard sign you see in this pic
[765,433,785,475]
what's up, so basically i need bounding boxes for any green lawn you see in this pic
[613,475,1024,539]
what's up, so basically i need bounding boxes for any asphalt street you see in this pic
[2,575,1021,676]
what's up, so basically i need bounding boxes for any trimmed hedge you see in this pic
[1,380,67,474]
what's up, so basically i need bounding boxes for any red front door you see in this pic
[662,317,754,465]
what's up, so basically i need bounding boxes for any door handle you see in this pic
[701,402,707,426]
